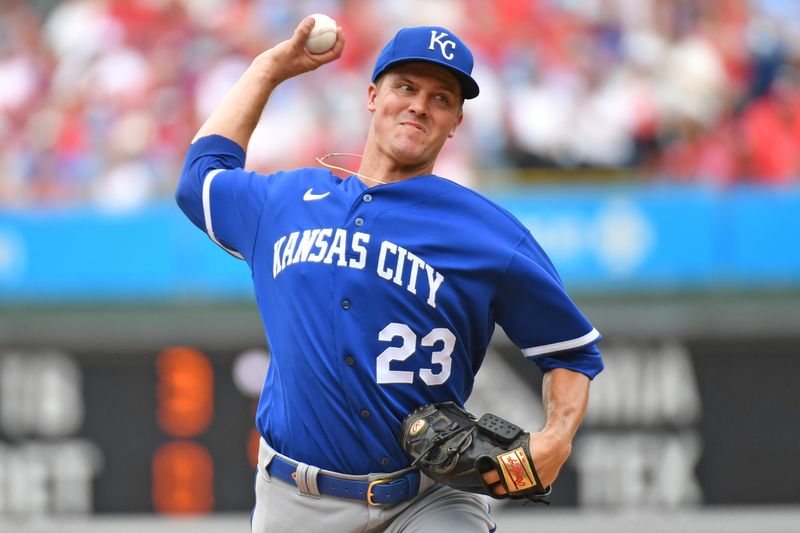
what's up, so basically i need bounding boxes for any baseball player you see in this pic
[176,18,603,532]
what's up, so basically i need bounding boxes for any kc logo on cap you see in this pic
[429,31,456,60]
[371,26,480,99]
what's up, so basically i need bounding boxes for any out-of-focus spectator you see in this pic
[739,75,800,183]
[1,0,799,211]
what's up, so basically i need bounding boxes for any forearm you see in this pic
[191,17,344,149]
[192,54,282,149]
[540,367,590,444]
[524,367,590,487]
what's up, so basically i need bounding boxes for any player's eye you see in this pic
[434,93,456,107]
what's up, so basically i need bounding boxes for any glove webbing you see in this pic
[412,425,477,469]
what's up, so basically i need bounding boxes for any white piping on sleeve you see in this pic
[202,169,244,260]
[521,328,600,357]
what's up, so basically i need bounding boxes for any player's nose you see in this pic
[407,93,429,117]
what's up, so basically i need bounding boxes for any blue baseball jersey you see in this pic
[176,134,603,475]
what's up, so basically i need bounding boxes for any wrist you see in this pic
[251,53,286,91]
[531,428,573,458]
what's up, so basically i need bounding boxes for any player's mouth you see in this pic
[400,120,426,133]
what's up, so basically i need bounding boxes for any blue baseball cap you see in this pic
[371,26,480,99]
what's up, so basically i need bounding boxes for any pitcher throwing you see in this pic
[176,17,603,532]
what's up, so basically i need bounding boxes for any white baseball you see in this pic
[305,14,338,54]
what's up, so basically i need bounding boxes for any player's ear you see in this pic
[448,109,464,138]
[367,83,378,112]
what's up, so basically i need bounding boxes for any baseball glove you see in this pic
[400,402,551,503]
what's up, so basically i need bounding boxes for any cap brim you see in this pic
[374,57,480,99]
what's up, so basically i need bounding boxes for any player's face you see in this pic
[368,62,464,171]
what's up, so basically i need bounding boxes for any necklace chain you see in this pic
[315,153,386,185]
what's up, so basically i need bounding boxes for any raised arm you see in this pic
[192,17,345,149]
[175,18,343,241]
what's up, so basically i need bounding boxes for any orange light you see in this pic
[152,440,214,514]
[247,400,260,468]
[247,427,260,468]
[156,347,213,437]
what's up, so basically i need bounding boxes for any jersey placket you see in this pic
[331,190,387,471]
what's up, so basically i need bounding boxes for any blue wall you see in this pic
[0,184,797,303]
[495,184,800,291]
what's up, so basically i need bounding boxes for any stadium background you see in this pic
[1,0,799,531]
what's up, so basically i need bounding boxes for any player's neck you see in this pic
[357,145,435,185]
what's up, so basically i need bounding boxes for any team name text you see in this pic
[272,228,444,308]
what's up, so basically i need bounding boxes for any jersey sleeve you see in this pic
[493,232,604,379]
[175,134,272,261]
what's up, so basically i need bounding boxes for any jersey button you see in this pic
[354,217,364,227]
[363,194,373,203]
[360,409,370,419]
[341,299,350,310]
[345,355,354,366]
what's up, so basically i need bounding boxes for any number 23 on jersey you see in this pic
[376,322,455,386]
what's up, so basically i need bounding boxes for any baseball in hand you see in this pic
[305,14,338,54]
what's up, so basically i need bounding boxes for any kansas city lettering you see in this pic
[273,229,444,308]
[376,241,444,308]
[273,228,363,277]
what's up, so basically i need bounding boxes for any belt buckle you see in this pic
[367,478,392,506]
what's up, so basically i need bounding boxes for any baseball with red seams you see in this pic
[305,14,338,54]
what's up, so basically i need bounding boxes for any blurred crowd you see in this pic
[1,0,800,210]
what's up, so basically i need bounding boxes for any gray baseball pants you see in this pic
[251,437,496,532]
